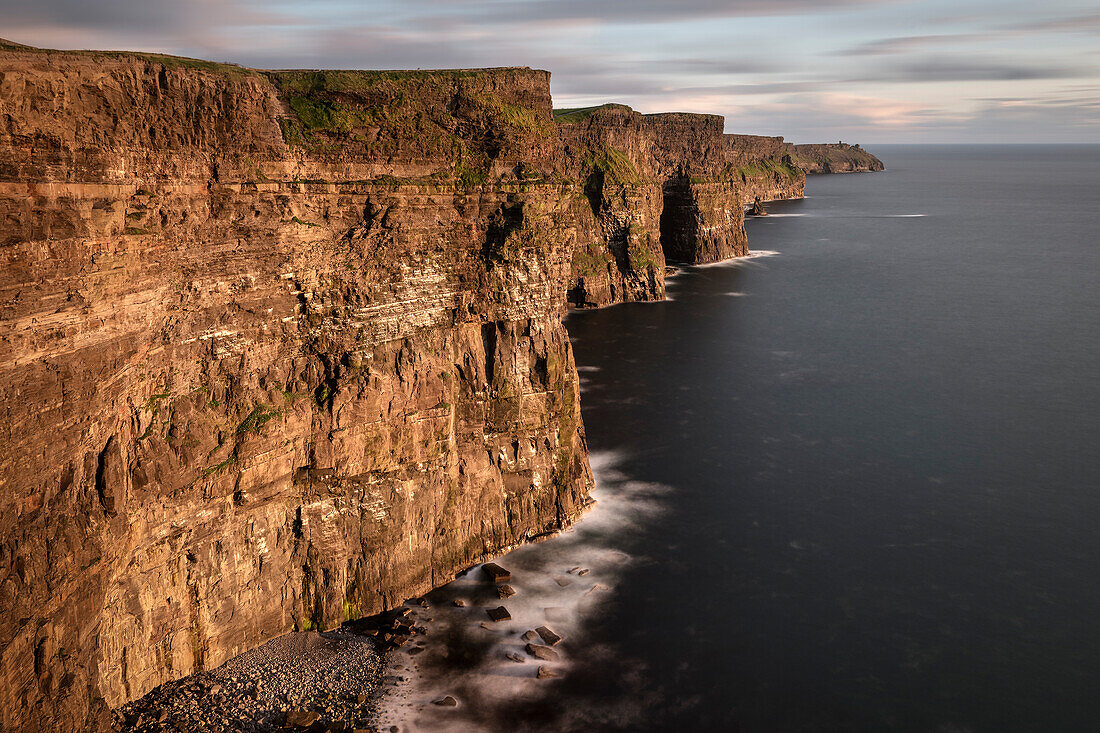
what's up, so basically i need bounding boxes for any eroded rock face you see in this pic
[0,46,589,732]
[0,41,880,732]
[557,106,807,308]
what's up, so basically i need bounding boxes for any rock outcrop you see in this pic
[791,142,885,173]
[0,43,590,732]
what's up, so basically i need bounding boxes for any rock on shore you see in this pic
[114,630,382,733]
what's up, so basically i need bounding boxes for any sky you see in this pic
[2,0,1099,143]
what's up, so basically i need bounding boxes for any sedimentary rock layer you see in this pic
[0,44,590,732]
[0,40,881,732]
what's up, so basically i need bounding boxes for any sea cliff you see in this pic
[557,105,806,308]
[791,142,885,173]
[0,40,880,731]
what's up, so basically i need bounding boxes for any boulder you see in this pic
[286,709,321,728]
[432,696,458,707]
[496,584,516,599]
[481,563,511,582]
[525,643,559,661]
[535,626,562,646]
[522,630,539,642]
[486,606,511,622]
[537,665,557,679]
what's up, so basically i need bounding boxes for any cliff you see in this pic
[557,105,805,308]
[0,40,879,732]
[791,142,885,173]
[0,44,590,731]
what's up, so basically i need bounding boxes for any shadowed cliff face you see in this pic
[0,47,589,732]
[557,106,806,308]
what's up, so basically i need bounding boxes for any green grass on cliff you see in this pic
[553,104,633,124]
[627,225,658,270]
[270,67,549,182]
[584,144,639,185]
[470,92,552,137]
[571,245,614,278]
[737,156,801,181]
[236,403,284,435]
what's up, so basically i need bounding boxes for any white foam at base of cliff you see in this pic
[375,451,669,732]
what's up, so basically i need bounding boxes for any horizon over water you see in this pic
[382,144,1100,732]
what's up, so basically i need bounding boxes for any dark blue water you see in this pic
[550,146,1100,732]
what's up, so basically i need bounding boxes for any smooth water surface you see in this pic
[557,145,1100,732]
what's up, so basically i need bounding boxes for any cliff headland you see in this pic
[0,39,880,732]
[791,142,885,173]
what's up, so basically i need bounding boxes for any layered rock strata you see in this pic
[0,44,590,732]
[0,40,882,732]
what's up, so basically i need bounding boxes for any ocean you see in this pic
[383,145,1100,732]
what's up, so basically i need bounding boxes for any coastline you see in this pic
[0,40,882,732]
[116,167,880,733]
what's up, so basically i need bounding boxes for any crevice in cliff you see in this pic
[659,176,698,264]
[94,437,115,515]
[583,171,604,217]
[482,323,498,387]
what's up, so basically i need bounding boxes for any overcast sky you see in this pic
[3,0,1098,142]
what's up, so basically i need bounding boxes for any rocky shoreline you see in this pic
[115,630,384,733]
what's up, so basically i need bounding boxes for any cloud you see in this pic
[1000,12,1100,35]
[406,0,895,27]
[854,56,1086,83]
[835,34,989,56]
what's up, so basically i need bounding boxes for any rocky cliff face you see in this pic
[0,45,590,732]
[791,142,885,173]
[726,134,807,203]
[0,40,879,732]
[556,105,805,308]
